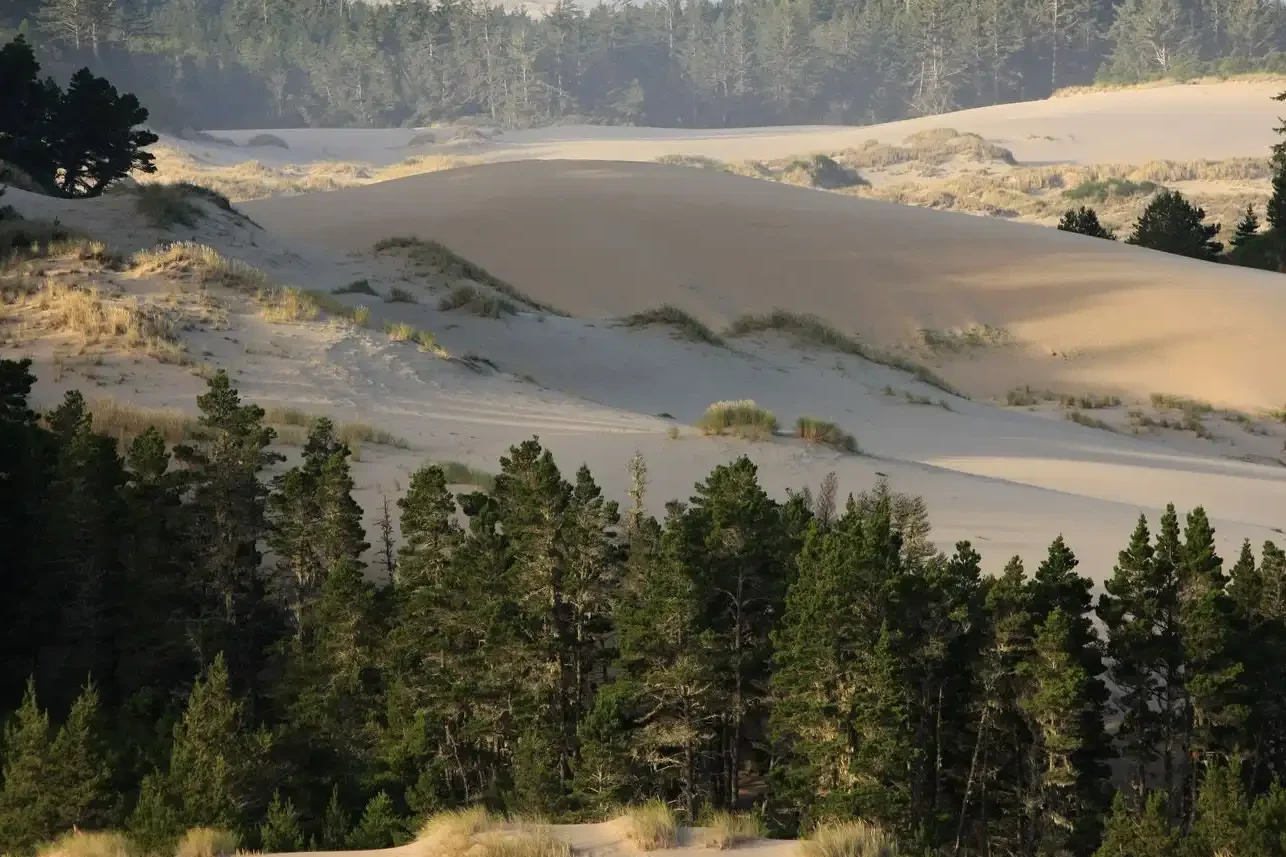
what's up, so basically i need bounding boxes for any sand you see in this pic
[242,158,1286,411]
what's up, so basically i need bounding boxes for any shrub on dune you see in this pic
[246,133,289,149]
[37,831,139,857]
[621,305,723,345]
[801,821,898,857]
[698,400,779,440]
[616,800,678,851]
[175,828,238,857]
[796,416,859,453]
[702,811,766,850]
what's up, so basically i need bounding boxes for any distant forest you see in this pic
[0,0,1284,131]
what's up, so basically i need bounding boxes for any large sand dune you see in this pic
[243,159,1286,410]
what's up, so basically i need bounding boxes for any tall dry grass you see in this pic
[175,827,239,857]
[702,811,766,850]
[438,284,518,318]
[89,398,206,445]
[620,305,723,345]
[472,829,571,857]
[796,416,859,453]
[615,800,678,851]
[37,831,139,857]
[131,242,273,293]
[375,236,564,315]
[259,286,321,323]
[801,821,898,857]
[417,807,502,857]
[20,278,183,362]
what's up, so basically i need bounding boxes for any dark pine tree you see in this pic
[1058,206,1117,239]
[1126,190,1223,261]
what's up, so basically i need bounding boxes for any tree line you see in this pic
[4,357,1286,857]
[1,0,1285,131]
[1057,91,1286,272]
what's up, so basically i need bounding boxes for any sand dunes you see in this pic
[243,158,1286,410]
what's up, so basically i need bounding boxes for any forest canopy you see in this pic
[1,0,1284,130]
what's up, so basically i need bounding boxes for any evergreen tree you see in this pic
[260,792,304,853]
[1126,190,1223,260]
[345,792,406,849]
[0,681,58,854]
[47,681,117,832]
[1232,204,1261,248]
[1058,206,1117,239]
[1094,791,1178,857]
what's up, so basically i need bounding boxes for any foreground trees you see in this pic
[4,358,1286,857]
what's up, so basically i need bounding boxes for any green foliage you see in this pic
[620,305,724,346]
[1058,206,1117,240]
[1063,177,1158,202]
[698,399,779,439]
[0,38,156,197]
[1127,190,1223,261]
[795,416,859,452]
[345,792,407,849]
[259,793,304,853]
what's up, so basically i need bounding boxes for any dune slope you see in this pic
[243,159,1286,410]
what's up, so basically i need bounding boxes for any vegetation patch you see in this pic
[247,133,289,149]
[438,284,518,318]
[655,154,727,170]
[131,242,273,292]
[134,183,206,228]
[779,154,869,189]
[175,828,238,857]
[259,286,321,323]
[620,305,724,345]
[408,131,438,147]
[440,461,496,490]
[37,832,139,857]
[796,416,859,453]
[701,811,766,850]
[616,800,678,851]
[374,236,563,315]
[385,320,446,355]
[386,286,418,303]
[472,829,571,857]
[698,399,779,440]
[1066,410,1116,432]
[334,278,379,296]
[1063,177,1160,202]
[918,324,1011,352]
[1150,392,1214,415]
[801,820,898,857]
[11,279,183,362]
[89,398,206,445]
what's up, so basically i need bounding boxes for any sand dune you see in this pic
[194,79,1285,169]
[243,158,1286,410]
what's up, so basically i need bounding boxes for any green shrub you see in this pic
[796,416,859,453]
[386,286,417,303]
[698,400,779,440]
[438,284,518,318]
[247,133,289,149]
[1064,177,1159,202]
[334,278,379,296]
[134,183,204,228]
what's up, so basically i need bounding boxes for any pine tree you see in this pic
[345,792,406,849]
[48,681,117,831]
[1094,791,1178,857]
[319,786,349,850]
[1232,204,1261,249]
[0,681,58,854]
[1058,206,1117,239]
[1126,190,1223,261]
[260,792,304,852]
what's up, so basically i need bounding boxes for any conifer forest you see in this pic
[2,0,1286,130]
[4,358,1286,857]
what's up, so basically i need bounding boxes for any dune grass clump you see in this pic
[37,831,139,857]
[621,305,724,346]
[333,278,379,296]
[21,279,183,361]
[780,154,869,190]
[247,133,288,149]
[131,242,273,292]
[385,320,445,355]
[134,183,206,228]
[1150,392,1214,415]
[417,807,502,856]
[702,811,767,850]
[438,284,518,318]
[473,829,572,857]
[408,131,438,147]
[1066,410,1116,432]
[654,153,728,170]
[617,800,678,851]
[698,399,779,440]
[175,827,238,857]
[1063,177,1160,202]
[918,325,1011,352]
[386,285,417,303]
[374,236,563,315]
[259,286,320,323]
[338,421,410,449]
[802,820,898,857]
[796,417,860,453]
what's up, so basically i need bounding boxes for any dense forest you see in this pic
[4,356,1286,857]
[0,0,1284,130]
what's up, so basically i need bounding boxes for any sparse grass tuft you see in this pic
[702,812,767,850]
[438,284,518,318]
[473,829,571,857]
[386,286,417,303]
[617,801,678,851]
[176,828,239,857]
[334,278,379,296]
[37,831,139,857]
[1150,393,1214,415]
[338,422,410,449]
[418,807,501,855]
[353,305,372,326]
[919,325,1011,352]
[779,154,868,189]
[374,236,564,315]
[802,820,898,857]
[1066,410,1116,432]
[385,320,444,355]
[654,153,728,170]
[621,305,724,346]
[796,417,859,453]
[247,133,289,149]
[698,399,779,440]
